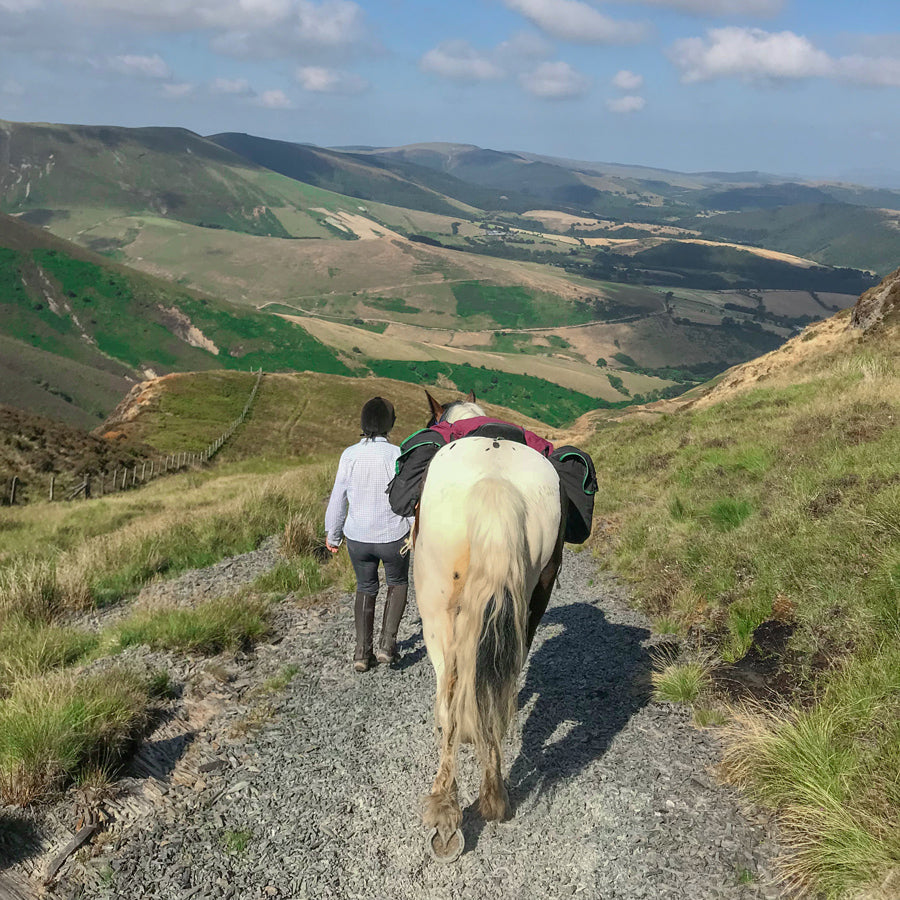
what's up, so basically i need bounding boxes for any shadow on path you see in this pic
[393,628,427,672]
[0,812,41,870]
[507,602,652,812]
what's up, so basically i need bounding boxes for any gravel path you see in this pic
[53,547,781,900]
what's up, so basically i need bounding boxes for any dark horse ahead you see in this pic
[409,392,566,861]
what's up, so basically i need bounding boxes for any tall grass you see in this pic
[0,459,339,807]
[0,618,97,685]
[1,464,333,615]
[585,338,900,895]
[110,596,270,655]
[0,669,153,805]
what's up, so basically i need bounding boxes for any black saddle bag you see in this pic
[548,446,598,544]
[387,429,446,518]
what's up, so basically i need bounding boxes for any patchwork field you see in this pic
[287,315,673,401]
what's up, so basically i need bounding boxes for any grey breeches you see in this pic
[345,535,410,595]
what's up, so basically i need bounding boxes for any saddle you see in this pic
[387,423,597,544]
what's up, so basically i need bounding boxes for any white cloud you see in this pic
[496,30,553,61]
[520,60,589,99]
[612,69,643,91]
[109,53,172,79]
[296,65,367,93]
[619,0,783,15]
[837,55,900,88]
[503,0,648,45]
[57,0,363,38]
[420,41,504,81]
[42,0,368,62]
[2,79,25,94]
[607,94,646,112]
[210,77,253,95]
[670,27,832,82]
[256,88,293,108]
[162,81,194,98]
[670,26,900,89]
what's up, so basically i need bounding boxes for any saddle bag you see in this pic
[548,446,598,545]
[387,429,447,518]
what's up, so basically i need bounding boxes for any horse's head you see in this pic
[425,390,486,427]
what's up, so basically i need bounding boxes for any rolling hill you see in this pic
[0,214,641,427]
[0,118,891,433]
[0,212,353,424]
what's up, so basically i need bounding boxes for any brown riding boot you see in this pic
[375,583,409,664]
[354,591,377,672]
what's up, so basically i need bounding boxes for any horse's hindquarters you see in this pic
[414,438,560,665]
[418,438,561,574]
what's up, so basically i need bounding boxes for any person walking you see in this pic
[325,397,412,672]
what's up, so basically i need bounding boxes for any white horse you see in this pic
[413,392,565,861]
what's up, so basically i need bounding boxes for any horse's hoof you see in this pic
[427,826,464,863]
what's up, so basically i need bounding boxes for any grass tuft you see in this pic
[250,558,327,598]
[651,660,711,704]
[282,514,322,558]
[0,618,98,686]
[220,828,253,855]
[0,669,152,805]
[110,596,270,655]
[257,664,300,696]
[705,497,753,531]
[0,559,62,623]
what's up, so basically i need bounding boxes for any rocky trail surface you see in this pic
[17,544,780,900]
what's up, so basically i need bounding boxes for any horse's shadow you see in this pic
[508,602,652,811]
[393,630,428,671]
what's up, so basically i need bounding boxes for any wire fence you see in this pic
[3,369,264,507]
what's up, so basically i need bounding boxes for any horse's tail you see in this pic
[449,477,528,761]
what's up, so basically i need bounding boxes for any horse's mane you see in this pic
[442,401,486,424]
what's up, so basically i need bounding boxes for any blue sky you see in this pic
[1,0,899,182]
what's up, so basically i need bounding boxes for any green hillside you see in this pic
[688,203,900,275]
[0,213,353,421]
[208,132,510,216]
[98,370,556,460]
[0,121,296,237]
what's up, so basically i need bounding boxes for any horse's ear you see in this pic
[466,390,476,403]
[425,390,443,422]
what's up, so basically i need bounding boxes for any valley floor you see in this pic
[7,546,781,900]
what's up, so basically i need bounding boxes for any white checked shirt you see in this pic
[325,437,412,545]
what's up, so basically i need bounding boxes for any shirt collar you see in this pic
[361,436,389,443]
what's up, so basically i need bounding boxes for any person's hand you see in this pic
[325,539,340,555]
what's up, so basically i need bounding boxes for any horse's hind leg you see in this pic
[423,667,464,861]
[478,741,510,821]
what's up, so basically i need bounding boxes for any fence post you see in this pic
[112,469,118,491]
[84,474,92,500]
[131,468,137,487]
[98,473,104,498]
[141,462,147,482]
[9,476,17,506]
[121,469,127,490]
[49,475,55,502]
